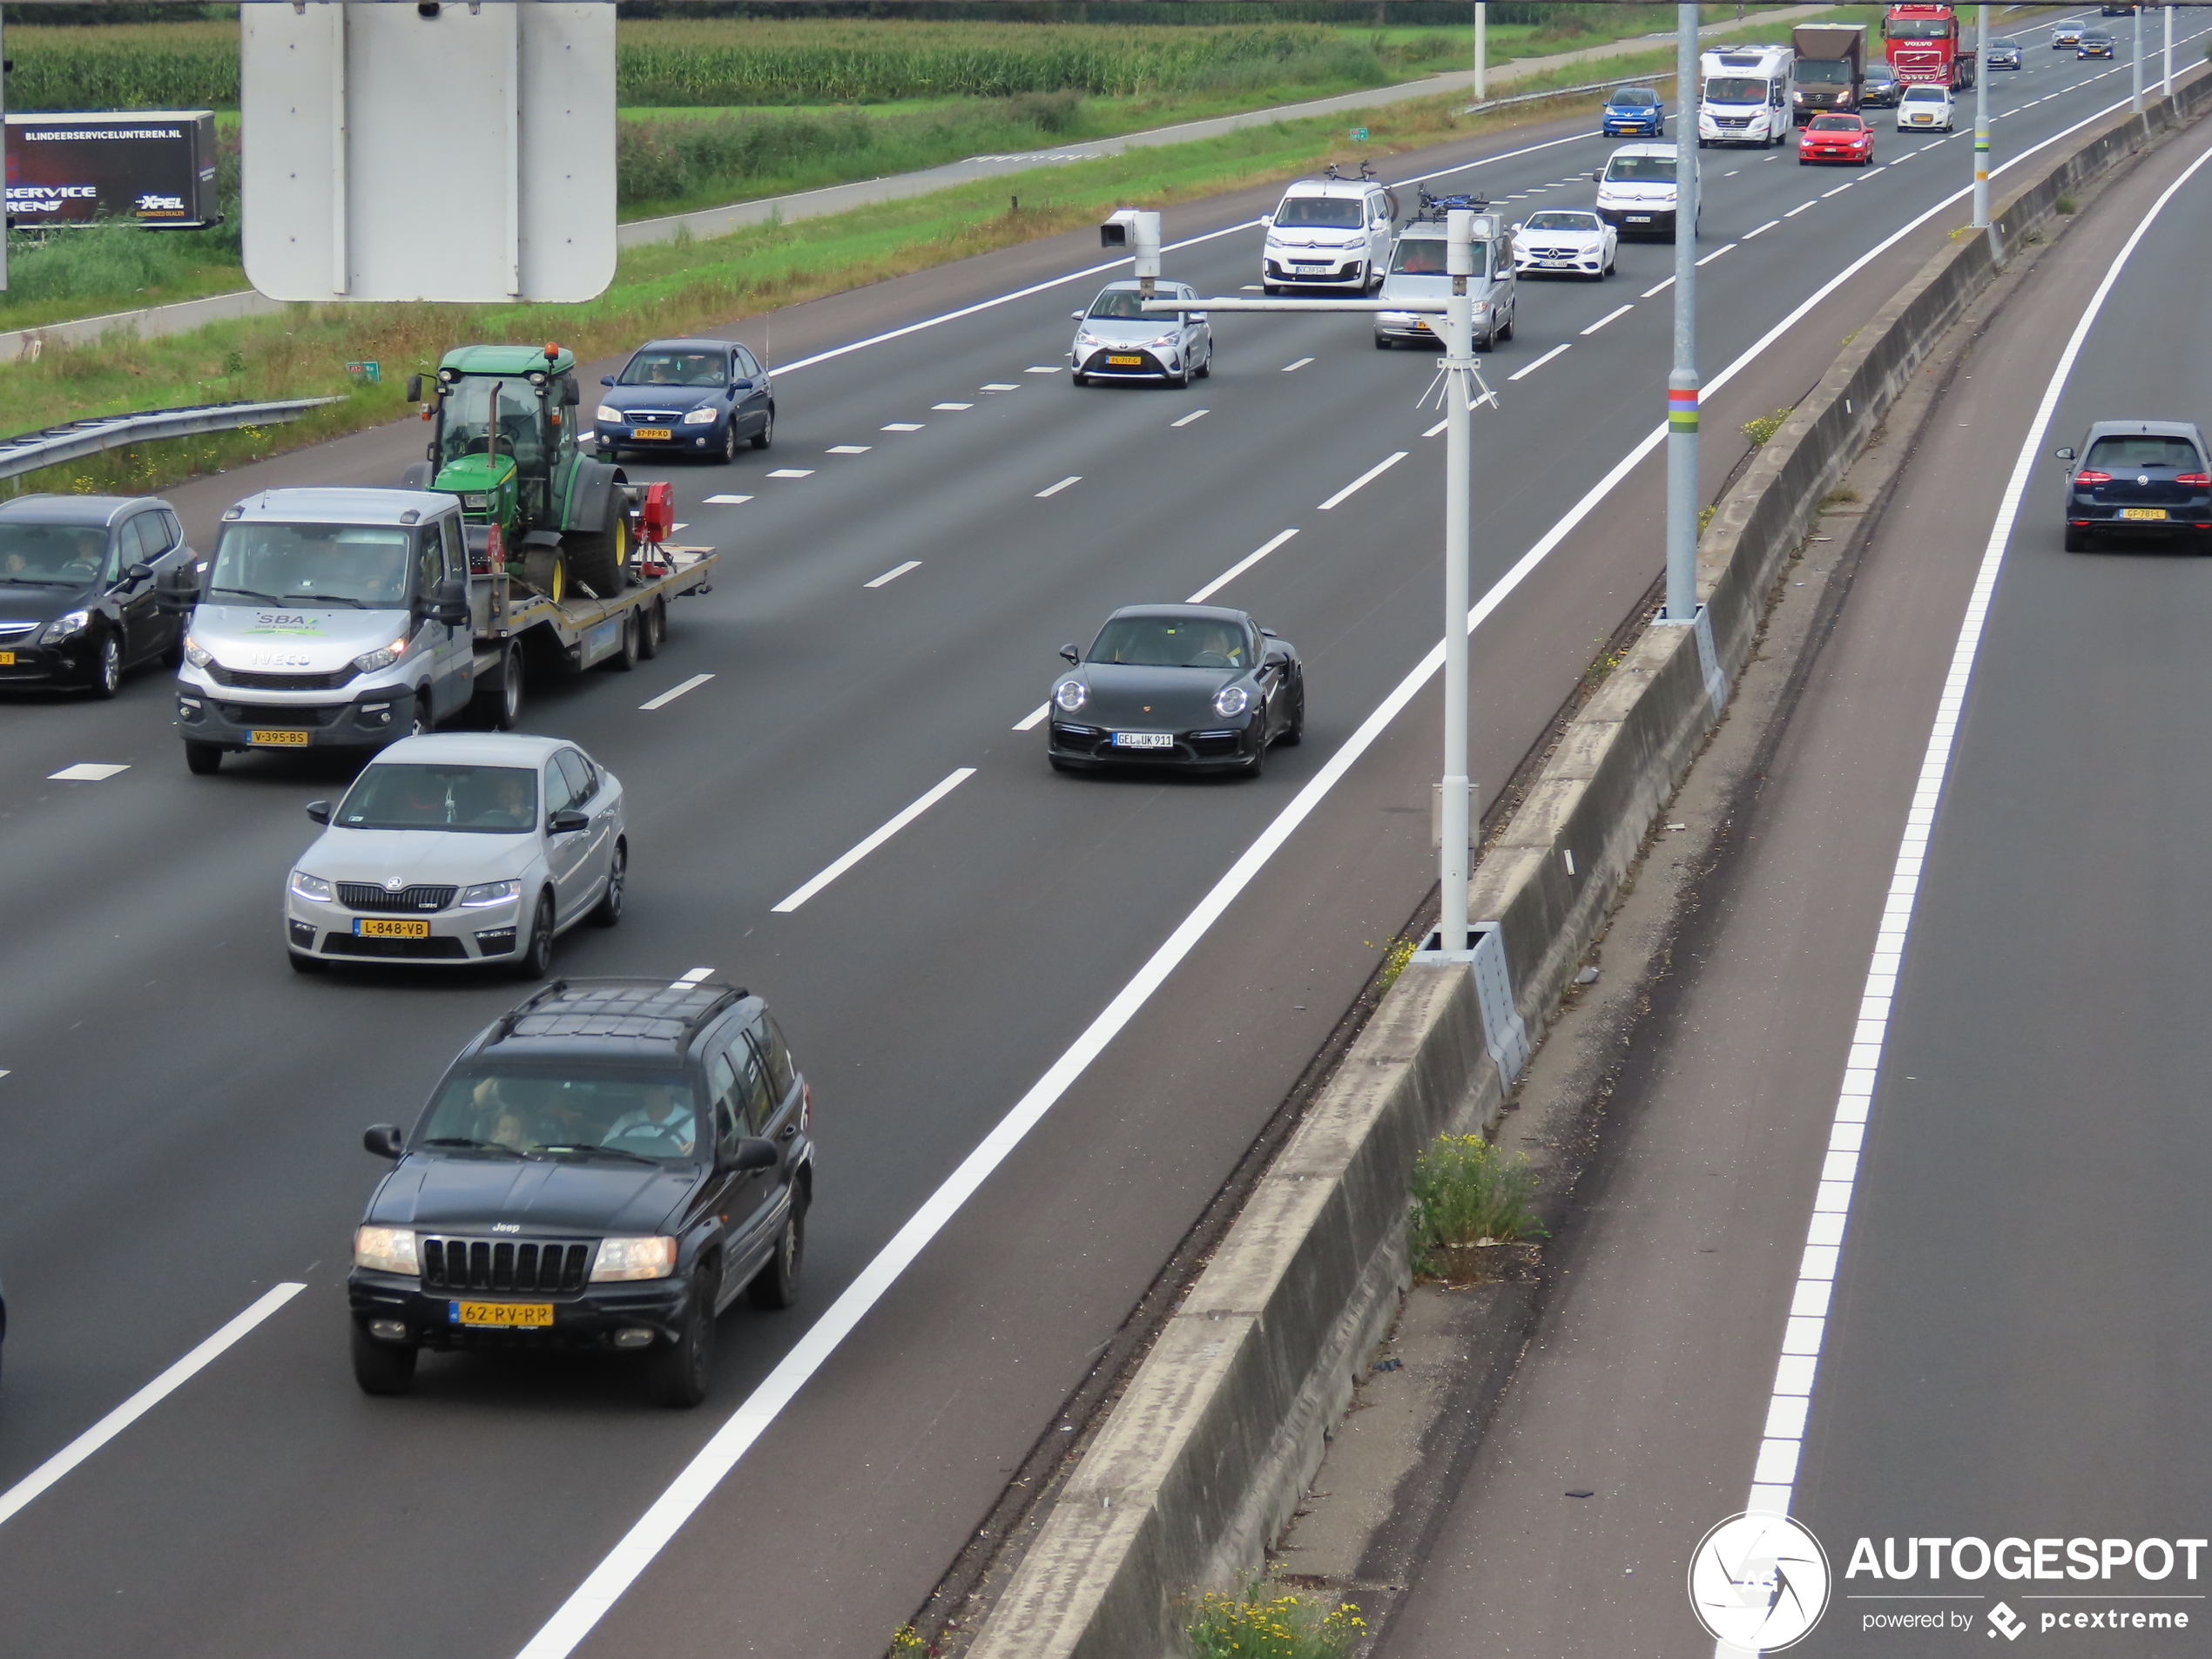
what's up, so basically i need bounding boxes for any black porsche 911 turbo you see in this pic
[1046,603,1304,775]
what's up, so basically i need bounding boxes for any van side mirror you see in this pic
[363,1124,404,1159]
[1072,310,1085,320]
[1260,213,1274,227]
[306,799,331,824]
[430,575,470,627]
[1059,643,1080,665]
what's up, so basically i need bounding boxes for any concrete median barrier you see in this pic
[962,68,2212,1659]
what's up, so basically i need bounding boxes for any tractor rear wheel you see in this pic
[565,496,629,600]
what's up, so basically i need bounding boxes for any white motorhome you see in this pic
[1697,44,1794,147]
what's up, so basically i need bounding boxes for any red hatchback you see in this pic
[1799,113,1875,165]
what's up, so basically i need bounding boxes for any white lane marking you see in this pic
[1171,408,1211,428]
[1642,276,1676,298]
[769,769,977,914]
[1025,365,1063,374]
[1014,703,1050,732]
[1035,475,1082,499]
[1743,219,1783,239]
[1824,182,1856,196]
[670,523,690,532]
[1581,304,1635,336]
[510,89,2172,1659]
[669,966,715,988]
[1508,343,1570,382]
[865,561,922,589]
[1318,450,1407,509]
[1785,201,1817,217]
[826,445,872,455]
[765,469,814,479]
[638,673,714,711]
[881,423,925,432]
[0,1283,305,1530]
[1424,418,1450,438]
[1186,529,1300,604]
[1696,242,1737,266]
[704,494,752,504]
[1730,138,2212,1525]
[1283,357,1315,372]
[932,401,974,410]
[48,764,128,781]
[1240,284,1264,291]
[1723,169,1742,177]
[981,382,1021,392]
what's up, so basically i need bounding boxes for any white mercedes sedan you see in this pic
[285,732,625,976]
[1511,208,1618,280]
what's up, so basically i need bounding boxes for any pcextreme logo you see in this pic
[1689,1511,1833,1652]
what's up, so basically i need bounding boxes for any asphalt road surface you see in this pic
[0,23,2183,1659]
[1377,57,2212,1659]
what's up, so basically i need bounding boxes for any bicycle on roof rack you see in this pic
[1321,159,1380,181]
[1413,185,1492,222]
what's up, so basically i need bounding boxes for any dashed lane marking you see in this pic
[1507,343,1569,382]
[771,769,978,914]
[1171,409,1211,428]
[639,674,714,711]
[1035,476,1082,499]
[49,764,128,781]
[865,561,922,589]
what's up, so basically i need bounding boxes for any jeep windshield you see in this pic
[206,523,413,609]
[421,1069,705,1163]
[1274,197,1364,228]
[336,764,539,833]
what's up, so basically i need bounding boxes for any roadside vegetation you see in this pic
[1408,1133,1543,1280]
[1184,1588,1366,1659]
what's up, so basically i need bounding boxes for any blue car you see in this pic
[594,336,775,465]
[1602,86,1665,137]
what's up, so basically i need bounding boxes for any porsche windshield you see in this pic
[206,523,413,609]
[336,764,540,833]
[420,1069,704,1163]
[1089,616,1251,670]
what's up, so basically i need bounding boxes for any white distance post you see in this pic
[1474,2,1488,102]
[1439,209,1477,954]
[1973,0,1990,229]
[1666,2,1700,622]
[2165,2,2175,100]
[2133,1,2144,114]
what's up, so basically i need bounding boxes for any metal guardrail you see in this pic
[1464,73,1671,117]
[0,395,343,483]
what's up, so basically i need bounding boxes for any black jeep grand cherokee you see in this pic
[348,977,813,1406]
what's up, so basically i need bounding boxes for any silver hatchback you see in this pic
[1069,280,1213,388]
[285,732,625,976]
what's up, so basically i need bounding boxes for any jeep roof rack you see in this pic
[486,977,748,1049]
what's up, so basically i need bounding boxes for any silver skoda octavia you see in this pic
[285,732,625,976]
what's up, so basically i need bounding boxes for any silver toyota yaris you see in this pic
[285,732,625,976]
[1069,280,1213,388]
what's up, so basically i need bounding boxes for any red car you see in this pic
[1798,113,1875,165]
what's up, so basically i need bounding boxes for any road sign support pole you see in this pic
[2164,2,2175,100]
[2133,3,2145,115]
[1665,1,1700,624]
[1973,1,1990,229]
[1437,208,1477,954]
[1474,3,1487,102]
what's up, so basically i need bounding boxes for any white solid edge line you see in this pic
[1013,703,1050,732]
[769,769,977,914]
[1171,408,1211,427]
[1507,343,1569,382]
[1035,475,1082,498]
[1187,529,1300,604]
[639,673,714,711]
[512,81,2172,1659]
[1318,450,1407,510]
[1720,140,2212,1546]
[865,561,922,589]
[0,1282,306,1530]
[1581,304,1635,336]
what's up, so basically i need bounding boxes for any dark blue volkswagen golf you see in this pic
[2054,421,2212,551]
[1602,85,1665,137]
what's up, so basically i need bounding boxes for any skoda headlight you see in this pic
[595,404,623,424]
[682,407,718,425]
[591,1236,678,1282]
[354,1224,419,1276]
[41,609,90,644]
[289,869,334,902]
[1212,685,1251,718]
[1054,678,1088,712]
[183,634,214,670]
[459,878,522,907]
[353,635,411,674]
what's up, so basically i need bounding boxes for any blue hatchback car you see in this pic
[1602,86,1665,137]
[594,336,775,465]
[2054,421,2212,551]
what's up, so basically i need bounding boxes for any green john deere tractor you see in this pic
[401,343,631,603]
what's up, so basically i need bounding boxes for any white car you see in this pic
[1512,208,1618,280]
[1260,173,1398,293]
[1897,84,1955,132]
[1595,142,1699,242]
[285,732,625,976]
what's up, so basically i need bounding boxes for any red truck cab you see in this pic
[1884,3,1977,91]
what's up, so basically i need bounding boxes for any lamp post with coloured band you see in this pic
[1665,1,1700,624]
[1973,0,1990,230]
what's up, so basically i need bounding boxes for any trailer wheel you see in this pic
[472,643,523,729]
[565,496,629,600]
[609,610,641,672]
[638,598,665,660]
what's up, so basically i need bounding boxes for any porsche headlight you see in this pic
[595,404,623,423]
[183,634,214,670]
[289,869,334,902]
[1054,678,1089,712]
[41,609,90,644]
[354,1224,419,1276]
[353,635,411,674]
[1212,685,1251,718]
[591,1236,678,1282]
[682,407,719,425]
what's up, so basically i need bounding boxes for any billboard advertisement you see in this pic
[4,111,220,228]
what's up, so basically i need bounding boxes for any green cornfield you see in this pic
[6,17,1362,111]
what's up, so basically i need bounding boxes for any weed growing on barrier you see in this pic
[1699,503,1719,536]
[1373,934,1419,995]
[1409,1134,1543,1278]
[2055,192,2079,214]
[887,1625,937,1658]
[1184,1588,1365,1659]
[1741,407,1793,447]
